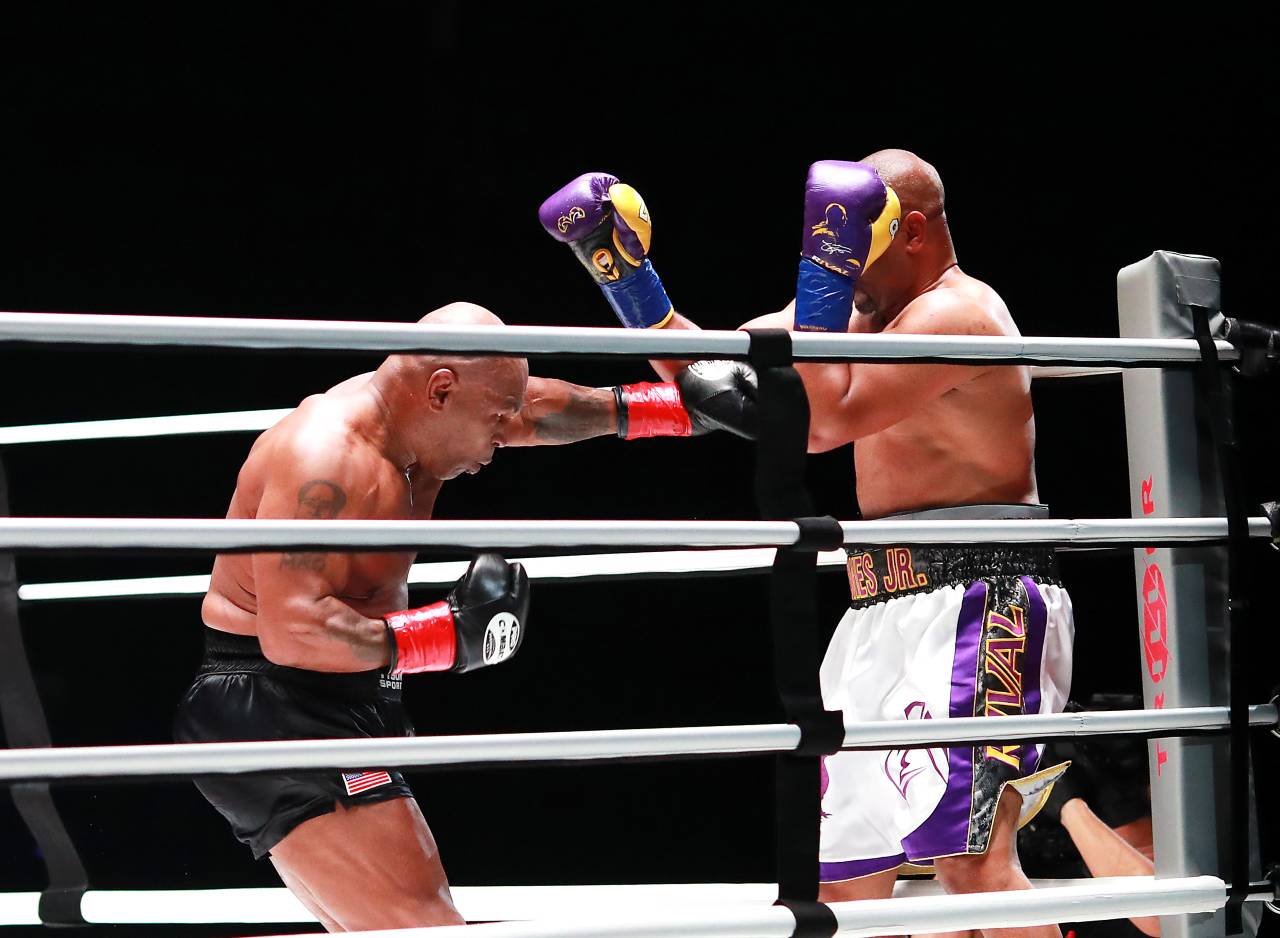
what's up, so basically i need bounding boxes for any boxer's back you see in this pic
[203,380,421,636]
[855,270,1036,518]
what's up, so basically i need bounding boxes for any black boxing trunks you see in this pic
[174,627,414,859]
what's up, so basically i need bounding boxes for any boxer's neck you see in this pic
[877,236,958,326]
[367,364,429,475]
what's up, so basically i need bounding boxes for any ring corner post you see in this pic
[1117,252,1260,938]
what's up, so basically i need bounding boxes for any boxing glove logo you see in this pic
[685,359,732,381]
[556,206,587,233]
[810,202,847,240]
[482,612,522,665]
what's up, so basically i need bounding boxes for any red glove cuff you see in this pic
[617,382,692,439]
[385,601,457,675]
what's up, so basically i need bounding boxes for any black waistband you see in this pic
[198,627,396,700]
[845,504,1058,609]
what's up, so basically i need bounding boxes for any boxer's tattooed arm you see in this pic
[508,379,617,446]
[280,479,347,571]
[532,387,617,443]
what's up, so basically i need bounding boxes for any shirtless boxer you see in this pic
[174,302,708,932]
[540,152,1075,938]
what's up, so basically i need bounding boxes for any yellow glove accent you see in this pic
[607,183,653,266]
[866,184,901,270]
[647,308,675,329]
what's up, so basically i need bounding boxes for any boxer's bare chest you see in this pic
[853,370,1036,517]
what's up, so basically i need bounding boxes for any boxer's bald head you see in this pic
[379,302,529,479]
[860,149,945,220]
[413,301,530,399]
[852,149,957,327]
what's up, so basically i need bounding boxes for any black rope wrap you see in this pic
[794,516,845,552]
[1223,317,1280,377]
[747,328,845,912]
[1191,307,1254,934]
[0,457,89,925]
[774,898,838,938]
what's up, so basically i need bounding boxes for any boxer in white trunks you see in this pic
[540,150,1075,938]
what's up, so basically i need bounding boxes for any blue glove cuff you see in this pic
[600,259,674,329]
[795,258,854,333]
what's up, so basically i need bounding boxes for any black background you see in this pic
[0,6,1277,936]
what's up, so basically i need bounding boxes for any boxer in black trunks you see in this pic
[175,301,720,931]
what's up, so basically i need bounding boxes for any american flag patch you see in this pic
[342,770,393,796]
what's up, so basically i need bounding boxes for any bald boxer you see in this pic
[174,302,693,932]
[541,152,1075,938]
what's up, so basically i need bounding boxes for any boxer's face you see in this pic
[855,210,927,325]
[428,357,528,479]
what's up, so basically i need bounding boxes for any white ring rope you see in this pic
[17,548,847,602]
[0,516,1271,551]
[261,876,1236,938]
[0,364,1114,446]
[0,877,1247,929]
[0,706,1272,781]
[0,311,1238,365]
[0,408,294,445]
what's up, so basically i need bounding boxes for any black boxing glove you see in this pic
[676,360,759,439]
[613,360,759,440]
[384,553,529,675]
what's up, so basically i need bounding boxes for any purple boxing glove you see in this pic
[795,161,901,332]
[539,172,674,329]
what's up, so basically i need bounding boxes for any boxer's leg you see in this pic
[932,787,1060,938]
[268,797,463,931]
[818,866,898,902]
[271,864,341,932]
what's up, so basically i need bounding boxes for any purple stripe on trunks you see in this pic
[1018,576,1049,774]
[820,852,907,882]
[901,580,988,861]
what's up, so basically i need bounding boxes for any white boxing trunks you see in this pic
[819,504,1074,882]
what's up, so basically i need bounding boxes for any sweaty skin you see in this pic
[198,301,618,931]
[646,149,1036,519]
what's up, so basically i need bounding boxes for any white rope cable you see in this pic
[0,364,1111,445]
[0,883,782,927]
[247,876,1231,938]
[0,877,1241,928]
[17,548,847,601]
[1028,365,1123,379]
[0,311,1238,364]
[0,706,1271,781]
[0,516,1271,551]
[0,408,292,445]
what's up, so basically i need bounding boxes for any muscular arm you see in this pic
[741,297,992,453]
[645,310,703,382]
[1060,800,1160,937]
[252,451,397,672]
[501,376,619,446]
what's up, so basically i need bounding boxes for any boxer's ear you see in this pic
[902,210,930,254]
[426,367,458,411]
